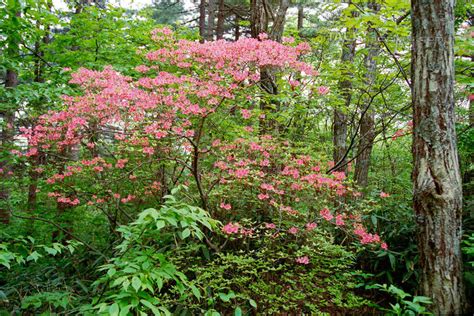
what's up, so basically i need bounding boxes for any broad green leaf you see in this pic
[109,303,120,316]
[181,228,190,239]
[132,276,142,292]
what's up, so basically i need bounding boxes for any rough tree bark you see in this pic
[354,1,380,187]
[333,6,357,174]
[207,0,216,41]
[199,0,206,42]
[250,0,267,38]
[216,0,225,40]
[412,0,465,314]
[268,0,290,42]
[297,4,304,31]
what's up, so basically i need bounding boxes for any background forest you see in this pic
[0,0,473,314]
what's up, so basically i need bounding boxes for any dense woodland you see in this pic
[0,0,473,314]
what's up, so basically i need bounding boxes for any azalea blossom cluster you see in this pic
[15,28,317,212]
[221,222,254,236]
[211,136,387,249]
[208,136,357,215]
[14,28,388,253]
[221,209,387,250]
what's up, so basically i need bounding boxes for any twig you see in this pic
[10,212,107,259]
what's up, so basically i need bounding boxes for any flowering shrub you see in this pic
[11,28,390,314]
[206,136,386,249]
[17,28,317,219]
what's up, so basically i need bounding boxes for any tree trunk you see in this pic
[412,0,465,314]
[354,112,375,186]
[216,0,225,40]
[0,7,21,225]
[269,0,290,42]
[297,4,304,31]
[354,1,379,187]
[234,15,240,41]
[207,0,216,41]
[250,0,289,133]
[0,72,16,224]
[332,108,348,173]
[333,14,357,174]
[250,0,268,38]
[199,0,206,42]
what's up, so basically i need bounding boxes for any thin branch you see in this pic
[10,212,107,259]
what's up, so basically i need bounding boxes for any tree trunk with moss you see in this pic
[412,0,465,314]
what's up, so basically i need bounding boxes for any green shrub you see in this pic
[90,188,218,315]
[168,230,370,315]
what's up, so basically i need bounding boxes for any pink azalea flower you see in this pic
[265,223,276,229]
[240,228,254,236]
[143,147,155,155]
[241,109,252,119]
[258,33,269,40]
[212,139,221,147]
[320,208,333,221]
[318,86,330,95]
[381,242,388,250]
[234,168,249,178]
[305,222,317,231]
[222,222,240,235]
[380,191,390,198]
[288,226,299,235]
[220,202,232,210]
[295,256,310,265]
[335,214,345,226]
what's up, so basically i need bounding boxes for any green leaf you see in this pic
[140,299,161,315]
[109,303,120,316]
[123,267,137,273]
[26,251,41,262]
[191,285,201,299]
[107,268,117,277]
[219,291,236,302]
[44,246,58,256]
[388,253,396,270]
[119,305,131,316]
[132,276,142,292]
[112,276,127,287]
[371,215,378,227]
[404,301,424,313]
[122,278,130,291]
[248,299,257,308]
[156,220,166,230]
[156,276,163,290]
[413,296,432,304]
[181,228,191,239]
[166,216,178,226]
[234,307,242,316]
